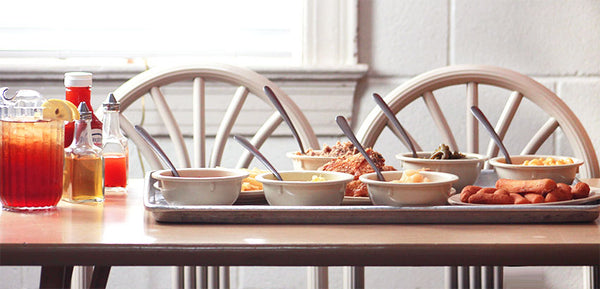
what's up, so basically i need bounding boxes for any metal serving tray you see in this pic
[144,172,600,224]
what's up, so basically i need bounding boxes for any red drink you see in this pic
[104,153,128,188]
[0,119,64,210]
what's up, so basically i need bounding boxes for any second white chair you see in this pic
[355,64,599,289]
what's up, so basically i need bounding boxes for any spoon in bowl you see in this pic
[134,125,181,177]
[470,106,512,164]
[233,135,283,181]
[372,93,417,158]
[335,115,386,181]
[264,85,305,155]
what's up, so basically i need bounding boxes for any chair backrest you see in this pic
[109,63,320,170]
[356,64,599,178]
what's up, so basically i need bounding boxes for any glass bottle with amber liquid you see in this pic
[63,102,104,203]
[102,93,128,195]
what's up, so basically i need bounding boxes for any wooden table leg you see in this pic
[89,266,111,289]
[40,266,73,289]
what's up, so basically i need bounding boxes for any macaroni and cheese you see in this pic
[521,157,574,166]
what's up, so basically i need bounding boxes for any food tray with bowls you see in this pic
[144,171,600,224]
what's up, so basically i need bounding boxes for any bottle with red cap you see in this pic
[64,72,103,147]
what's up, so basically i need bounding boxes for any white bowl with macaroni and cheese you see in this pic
[489,155,583,184]
[256,170,354,206]
[359,170,458,206]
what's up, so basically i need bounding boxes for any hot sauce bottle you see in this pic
[64,72,103,147]
[102,93,129,195]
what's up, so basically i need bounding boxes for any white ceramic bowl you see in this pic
[395,152,487,191]
[359,170,458,206]
[256,170,354,206]
[286,151,337,171]
[152,168,249,206]
[488,155,583,184]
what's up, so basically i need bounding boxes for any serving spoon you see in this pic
[264,85,305,154]
[470,106,512,164]
[372,93,417,158]
[335,115,386,181]
[134,125,181,177]
[233,135,283,181]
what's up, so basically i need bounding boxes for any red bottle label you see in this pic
[65,86,103,147]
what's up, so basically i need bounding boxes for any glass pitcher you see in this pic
[0,89,64,211]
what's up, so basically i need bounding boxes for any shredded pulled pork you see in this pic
[319,147,395,197]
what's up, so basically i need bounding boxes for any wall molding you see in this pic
[0,59,367,82]
[0,61,368,136]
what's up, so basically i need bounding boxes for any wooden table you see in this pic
[1,179,599,288]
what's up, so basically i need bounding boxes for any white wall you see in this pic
[355,0,600,162]
[2,1,600,289]
[351,1,600,288]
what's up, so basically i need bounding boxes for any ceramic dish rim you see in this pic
[395,152,488,164]
[359,171,459,187]
[488,155,584,169]
[256,170,354,185]
[152,168,249,182]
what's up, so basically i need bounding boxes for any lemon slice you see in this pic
[42,99,80,121]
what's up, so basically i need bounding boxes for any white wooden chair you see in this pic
[105,63,322,289]
[112,63,319,170]
[355,64,599,289]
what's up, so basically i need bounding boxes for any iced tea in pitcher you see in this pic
[0,89,78,211]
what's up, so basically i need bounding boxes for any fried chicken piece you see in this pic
[319,148,395,197]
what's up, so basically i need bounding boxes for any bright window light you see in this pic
[0,0,303,64]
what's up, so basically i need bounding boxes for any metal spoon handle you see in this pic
[372,93,417,158]
[264,85,305,154]
[469,106,512,164]
[233,135,283,181]
[0,87,8,101]
[134,125,181,177]
[335,115,385,181]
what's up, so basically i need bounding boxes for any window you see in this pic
[0,0,304,66]
[0,0,366,136]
